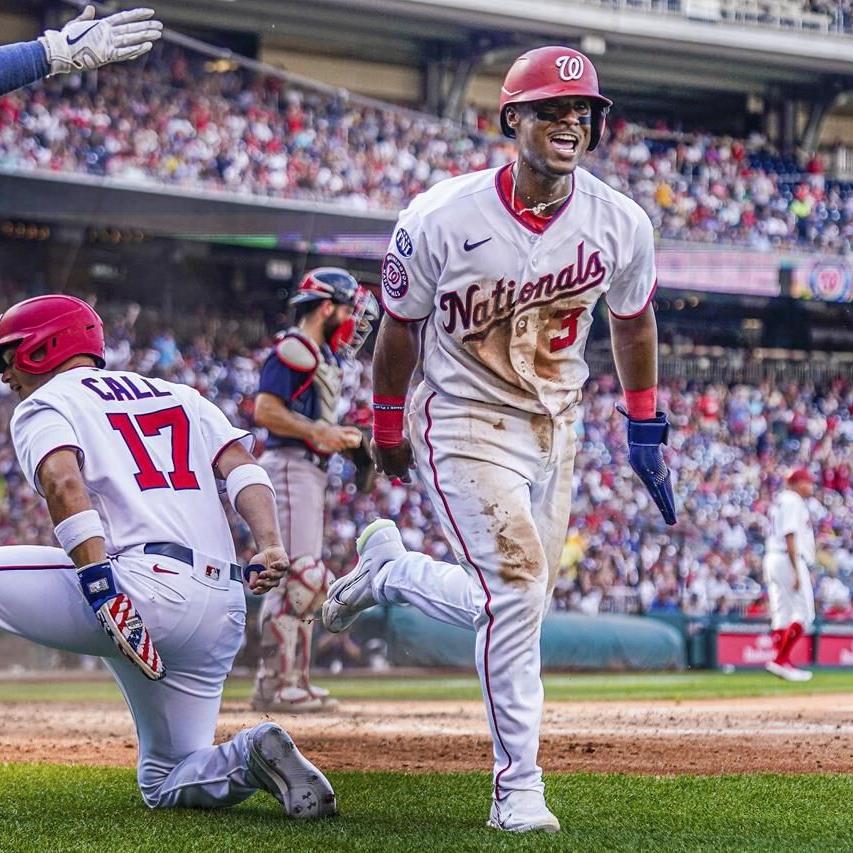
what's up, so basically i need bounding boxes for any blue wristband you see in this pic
[77,561,117,610]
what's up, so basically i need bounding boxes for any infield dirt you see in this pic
[2,692,853,774]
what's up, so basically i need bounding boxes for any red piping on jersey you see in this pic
[607,279,658,320]
[494,162,575,235]
[212,433,254,470]
[380,295,430,324]
[423,390,513,798]
[33,444,85,497]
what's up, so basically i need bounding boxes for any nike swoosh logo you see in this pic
[152,564,179,575]
[464,237,492,252]
[67,23,99,46]
[333,570,369,604]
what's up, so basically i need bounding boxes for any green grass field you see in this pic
[2,671,852,850]
[0,669,851,704]
[1,765,851,852]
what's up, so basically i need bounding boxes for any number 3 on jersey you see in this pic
[108,406,200,491]
[549,306,585,353]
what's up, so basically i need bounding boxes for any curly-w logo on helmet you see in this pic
[555,55,584,82]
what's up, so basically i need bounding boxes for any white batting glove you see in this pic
[39,5,163,77]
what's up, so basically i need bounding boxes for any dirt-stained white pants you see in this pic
[374,382,578,797]
[0,544,272,808]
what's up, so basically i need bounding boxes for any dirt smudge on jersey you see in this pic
[463,315,517,390]
[492,419,506,431]
[530,414,551,457]
[533,306,562,382]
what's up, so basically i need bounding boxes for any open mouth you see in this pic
[549,132,579,154]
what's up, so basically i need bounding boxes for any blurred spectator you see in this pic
[0,46,850,253]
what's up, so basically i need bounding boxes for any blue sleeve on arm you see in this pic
[258,355,299,403]
[0,40,50,96]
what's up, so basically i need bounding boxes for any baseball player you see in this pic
[252,268,378,712]
[0,5,162,96]
[323,46,676,832]
[763,468,816,682]
[0,294,335,817]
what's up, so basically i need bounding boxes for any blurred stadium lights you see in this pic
[266,259,294,281]
[204,59,240,73]
[580,35,606,56]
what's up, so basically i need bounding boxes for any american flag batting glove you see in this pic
[77,560,165,681]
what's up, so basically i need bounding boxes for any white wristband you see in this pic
[226,463,274,509]
[54,509,106,555]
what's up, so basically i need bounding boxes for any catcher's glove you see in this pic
[617,406,677,526]
[345,430,376,493]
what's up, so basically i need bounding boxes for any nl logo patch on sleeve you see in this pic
[394,228,414,257]
[382,253,409,299]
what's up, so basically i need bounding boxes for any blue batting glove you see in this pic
[617,406,677,526]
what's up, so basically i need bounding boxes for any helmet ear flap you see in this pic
[588,105,608,151]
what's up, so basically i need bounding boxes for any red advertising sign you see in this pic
[816,627,853,667]
[716,627,813,668]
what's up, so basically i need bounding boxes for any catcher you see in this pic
[251,268,378,712]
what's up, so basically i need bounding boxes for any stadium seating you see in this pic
[0,46,850,253]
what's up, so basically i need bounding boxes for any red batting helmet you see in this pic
[0,294,105,374]
[499,46,613,151]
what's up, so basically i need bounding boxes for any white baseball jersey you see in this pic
[766,488,815,563]
[381,164,656,415]
[11,366,251,561]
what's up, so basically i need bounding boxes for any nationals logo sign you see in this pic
[808,261,852,303]
[555,55,584,82]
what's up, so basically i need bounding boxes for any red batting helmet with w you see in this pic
[0,294,105,374]
[499,46,613,150]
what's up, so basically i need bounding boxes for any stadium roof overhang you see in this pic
[152,0,853,104]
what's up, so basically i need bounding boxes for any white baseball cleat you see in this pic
[248,723,336,818]
[322,518,404,633]
[765,661,813,682]
[487,790,561,833]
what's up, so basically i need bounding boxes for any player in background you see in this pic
[323,46,676,832]
[0,4,162,96]
[763,468,816,682]
[252,269,378,712]
[0,294,335,817]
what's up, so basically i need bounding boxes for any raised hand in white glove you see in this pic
[39,5,163,76]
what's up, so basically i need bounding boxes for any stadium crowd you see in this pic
[0,302,849,627]
[0,46,851,254]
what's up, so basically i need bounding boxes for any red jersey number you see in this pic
[549,307,585,353]
[108,405,200,491]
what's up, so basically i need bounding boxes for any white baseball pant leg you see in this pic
[0,545,271,808]
[764,552,815,630]
[373,383,577,797]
